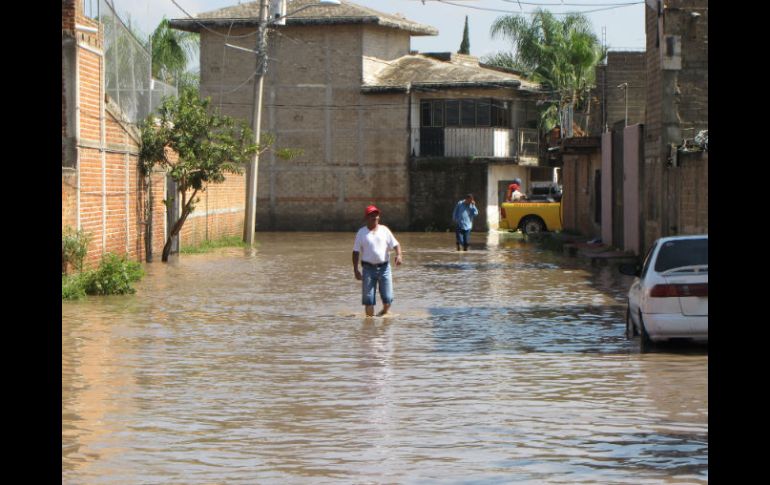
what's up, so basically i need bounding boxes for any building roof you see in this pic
[169,0,438,36]
[362,53,542,93]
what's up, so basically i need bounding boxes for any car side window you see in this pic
[640,242,657,278]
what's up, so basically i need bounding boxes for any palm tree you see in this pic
[488,9,605,131]
[148,18,199,91]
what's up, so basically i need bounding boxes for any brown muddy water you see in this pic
[62,232,707,484]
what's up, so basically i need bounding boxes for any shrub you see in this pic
[62,273,88,300]
[62,226,92,274]
[83,253,145,296]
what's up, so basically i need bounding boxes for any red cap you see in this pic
[364,205,380,217]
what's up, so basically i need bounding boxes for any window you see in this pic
[654,238,708,273]
[432,101,444,127]
[421,102,432,127]
[420,98,511,128]
[445,100,460,126]
[476,99,491,126]
[461,99,476,126]
[492,100,510,127]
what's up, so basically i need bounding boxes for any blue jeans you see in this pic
[361,262,393,306]
[456,228,471,248]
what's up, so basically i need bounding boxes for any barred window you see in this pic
[420,98,509,128]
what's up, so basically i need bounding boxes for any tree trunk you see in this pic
[160,189,198,262]
[584,89,592,134]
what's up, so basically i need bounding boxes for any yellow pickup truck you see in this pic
[499,201,562,234]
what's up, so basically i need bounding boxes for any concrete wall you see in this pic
[200,24,413,231]
[486,164,531,229]
[362,25,411,61]
[592,52,647,135]
[409,158,487,231]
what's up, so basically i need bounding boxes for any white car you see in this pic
[619,235,708,350]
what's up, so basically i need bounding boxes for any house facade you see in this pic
[171,0,548,232]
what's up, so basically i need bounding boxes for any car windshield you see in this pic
[654,238,708,273]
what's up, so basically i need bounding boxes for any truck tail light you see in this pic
[650,283,708,297]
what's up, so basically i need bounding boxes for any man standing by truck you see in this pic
[505,178,527,202]
[452,193,479,251]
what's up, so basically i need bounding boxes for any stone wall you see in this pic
[409,158,488,231]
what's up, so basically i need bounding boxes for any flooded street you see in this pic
[62,232,707,484]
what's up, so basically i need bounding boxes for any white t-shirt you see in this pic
[353,225,399,264]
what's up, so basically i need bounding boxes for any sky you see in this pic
[111,0,647,61]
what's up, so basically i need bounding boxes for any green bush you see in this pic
[62,273,88,300]
[62,226,92,274]
[83,253,145,296]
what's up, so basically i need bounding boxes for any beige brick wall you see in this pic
[200,23,413,231]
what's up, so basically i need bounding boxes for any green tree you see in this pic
[140,88,258,262]
[459,16,470,55]
[148,18,199,91]
[488,9,605,131]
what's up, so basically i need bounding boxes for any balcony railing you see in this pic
[413,127,513,158]
[412,127,541,165]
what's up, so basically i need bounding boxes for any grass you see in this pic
[180,235,248,254]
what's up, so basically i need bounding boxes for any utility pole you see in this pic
[240,1,340,244]
[618,82,629,127]
[243,0,268,245]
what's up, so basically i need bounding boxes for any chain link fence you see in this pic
[83,0,177,124]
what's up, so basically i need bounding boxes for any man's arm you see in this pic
[393,245,403,266]
[353,251,362,280]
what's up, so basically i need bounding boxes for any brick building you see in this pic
[63,0,257,266]
[62,0,167,268]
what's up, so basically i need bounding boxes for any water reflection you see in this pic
[62,232,706,483]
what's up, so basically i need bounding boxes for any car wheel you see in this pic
[625,307,638,339]
[639,313,653,352]
[520,216,545,234]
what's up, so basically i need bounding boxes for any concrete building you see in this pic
[170,0,549,232]
[640,0,707,251]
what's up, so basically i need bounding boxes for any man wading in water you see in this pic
[352,205,403,317]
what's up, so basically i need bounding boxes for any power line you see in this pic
[169,0,259,38]
[436,0,643,15]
